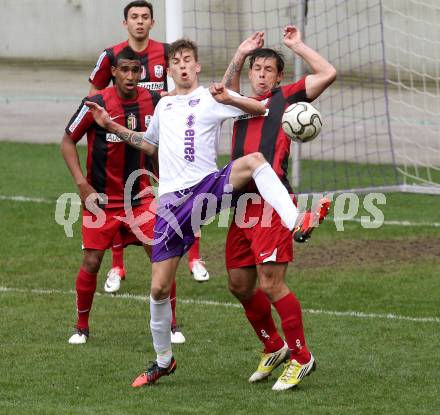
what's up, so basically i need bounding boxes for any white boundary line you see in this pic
[0,195,53,203]
[332,216,440,228]
[1,194,440,228]
[1,286,439,324]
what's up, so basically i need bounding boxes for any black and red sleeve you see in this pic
[281,77,309,105]
[88,49,113,89]
[65,95,103,142]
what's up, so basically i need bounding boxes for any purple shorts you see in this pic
[152,162,237,262]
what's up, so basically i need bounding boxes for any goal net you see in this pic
[180,0,440,194]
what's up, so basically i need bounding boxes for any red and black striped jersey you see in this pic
[231,77,309,192]
[89,39,169,92]
[66,86,160,208]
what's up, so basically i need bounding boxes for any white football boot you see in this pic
[190,259,210,282]
[68,328,89,344]
[170,325,186,344]
[104,266,126,293]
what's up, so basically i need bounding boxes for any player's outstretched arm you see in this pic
[84,101,157,155]
[209,83,265,115]
[283,25,336,100]
[222,32,264,92]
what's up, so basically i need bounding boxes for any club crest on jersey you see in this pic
[188,98,200,107]
[127,113,137,130]
[154,64,164,78]
[141,65,147,80]
[145,115,152,128]
[186,114,196,128]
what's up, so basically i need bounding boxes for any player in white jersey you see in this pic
[85,38,302,387]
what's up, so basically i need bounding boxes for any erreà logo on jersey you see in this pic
[186,114,195,128]
[127,113,137,130]
[154,65,163,78]
[184,114,196,162]
[145,115,152,128]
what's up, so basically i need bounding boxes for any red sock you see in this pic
[75,268,97,330]
[240,288,284,353]
[170,278,177,327]
[273,292,310,363]
[188,235,201,268]
[111,232,124,269]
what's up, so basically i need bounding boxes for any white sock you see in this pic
[252,162,298,230]
[150,295,173,368]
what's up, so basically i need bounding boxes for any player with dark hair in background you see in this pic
[222,26,336,391]
[88,0,210,344]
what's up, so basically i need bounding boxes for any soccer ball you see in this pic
[281,102,322,143]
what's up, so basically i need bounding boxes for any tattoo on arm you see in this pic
[122,131,144,147]
[224,60,241,87]
[109,125,144,148]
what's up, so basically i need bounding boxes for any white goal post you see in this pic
[165,0,440,195]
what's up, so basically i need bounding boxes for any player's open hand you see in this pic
[209,82,231,104]
[238,31,265,55]
[85,101,112,129]
[283,25,303,49]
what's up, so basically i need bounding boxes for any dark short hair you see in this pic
[124,1,153,20]
[248,48,285,74]
[115,46,141,66]
[168,38,199,62]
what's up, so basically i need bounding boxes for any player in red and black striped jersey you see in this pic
[89,2,209,308]
[222,27,336,390]
[89,1,168,95]
[61,46,163,344]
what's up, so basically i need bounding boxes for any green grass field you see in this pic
[1,142,440,414]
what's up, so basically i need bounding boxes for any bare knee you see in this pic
[246,152,266,170]
[82,250,104,274]
[258,271,285,302]
[150,258,179,300]
[228,278,254,301]
[151,278,172,300]
[228,269,256,301]
[151,283,170,300]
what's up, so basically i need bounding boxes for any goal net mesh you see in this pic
[182,0,440,194]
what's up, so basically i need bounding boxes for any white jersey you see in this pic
[144,86,245,196]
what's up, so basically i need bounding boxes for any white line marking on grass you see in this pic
[1,194,440,228]
[332,216,440,228]
[1,286,439,324]
[0,195,53,203]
